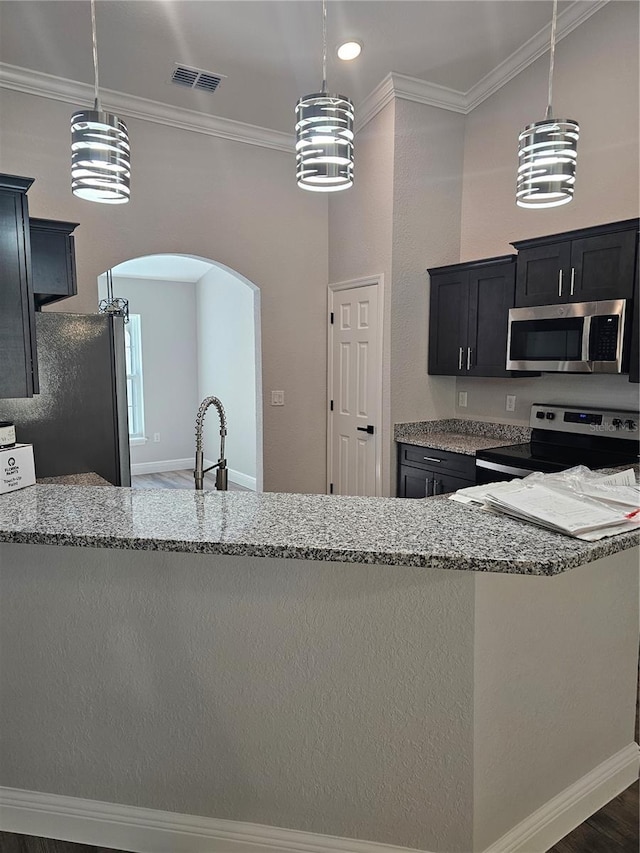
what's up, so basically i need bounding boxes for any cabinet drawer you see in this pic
[399,443,476,478]
[398,462,474,498]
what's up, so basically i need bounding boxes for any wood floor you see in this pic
[131,468,250,491]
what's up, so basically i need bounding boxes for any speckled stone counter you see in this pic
[0,483,637,576]
[36,472,111,486]
[394,418,531,454]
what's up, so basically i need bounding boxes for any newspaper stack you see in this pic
[450,466,640,541]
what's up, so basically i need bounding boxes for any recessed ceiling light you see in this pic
[337,40,362,61]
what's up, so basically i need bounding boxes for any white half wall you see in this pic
[196,266,259,489]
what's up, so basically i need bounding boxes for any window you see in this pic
[125,314,146,441]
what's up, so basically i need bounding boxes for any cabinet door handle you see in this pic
[467,347,472,370]
[423,457,442,463]
[570,267,575,296]
[433,479,442,495]
[558,269,563,297]
[425,478,432,497]
[458,347,463,370]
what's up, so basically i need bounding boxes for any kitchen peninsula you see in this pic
[0,484,638,853]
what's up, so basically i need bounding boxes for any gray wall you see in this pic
[328,104,397,495]
[196,266,259,489]
[457,1,640,422]
[1,542,637,851]
[99,275,199,468]
[0,88,327,495]
[0,543,476,853]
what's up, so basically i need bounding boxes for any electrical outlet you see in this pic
[153,432,161,442]
[458,391,468,408]
[506,395,516,412]
[271,390,285,406]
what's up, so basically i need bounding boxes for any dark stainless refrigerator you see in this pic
[1,312,131,485]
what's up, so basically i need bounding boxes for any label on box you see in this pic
[0,444,36,494]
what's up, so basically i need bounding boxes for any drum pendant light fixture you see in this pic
[516,0,578,209]
[295,0,354,192]
[71,0,131,204]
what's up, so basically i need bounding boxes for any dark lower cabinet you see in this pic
[397,442,475,498]
[30,218,79,308]
[0,174,38,398]
[513,219,639,306]
[428,255,517,377]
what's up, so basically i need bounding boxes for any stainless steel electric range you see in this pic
[475,403,639,485]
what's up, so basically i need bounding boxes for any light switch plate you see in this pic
[458,391,468,408]
[271,390,285,406]
[506,395,516,412]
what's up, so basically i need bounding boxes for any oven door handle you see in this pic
[475,459,532,477]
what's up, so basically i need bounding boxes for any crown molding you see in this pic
[358,0,608,128]
[465,0,609,112]
[0,2,609,145]
[0,62,294,153]
[356,72,466,131]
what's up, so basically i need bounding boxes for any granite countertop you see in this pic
[394,418,531,455]
[36,472,111,486]
[0,483,637,576]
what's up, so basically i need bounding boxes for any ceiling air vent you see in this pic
[171,64,226,93]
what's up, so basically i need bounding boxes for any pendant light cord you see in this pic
[90,0,102,111]
[321,0,327,93]
[546,0,558,120]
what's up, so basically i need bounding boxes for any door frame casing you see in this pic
[327,275,385,497]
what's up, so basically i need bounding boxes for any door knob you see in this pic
[357,425,375,434]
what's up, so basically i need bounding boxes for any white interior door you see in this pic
[328,278,383,496]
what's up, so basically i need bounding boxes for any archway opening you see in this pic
[98,254,263,491]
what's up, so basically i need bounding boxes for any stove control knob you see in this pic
[624,419,637,431]
[612,418,623,429]
[546,412,555,420]
[536,411,545,419]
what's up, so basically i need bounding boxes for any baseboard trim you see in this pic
[228,467,257,491]
[130,458,257,490]
[0,787,429,853]
[482,742,640,853]
[130,458,194,476]
[2,745,636,853]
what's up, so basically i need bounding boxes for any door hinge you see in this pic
[329,483,334,494]
[330,399,334,411]
[330,312,334,324]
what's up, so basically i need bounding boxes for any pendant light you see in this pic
[516,0,578,209]
[71,0,131,204]
[295,0,354,192]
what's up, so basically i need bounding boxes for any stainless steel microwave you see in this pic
[506,299,627,373]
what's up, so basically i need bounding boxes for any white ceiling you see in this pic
[112,254,214,282]
[0,0,600,135]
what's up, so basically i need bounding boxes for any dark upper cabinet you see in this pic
[0,174,39,398]
[30,218,79,308]
[513,220,639,307]
[428,256,516,377]
[428,269,468,375]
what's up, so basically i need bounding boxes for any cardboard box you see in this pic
[0,444,36,494]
